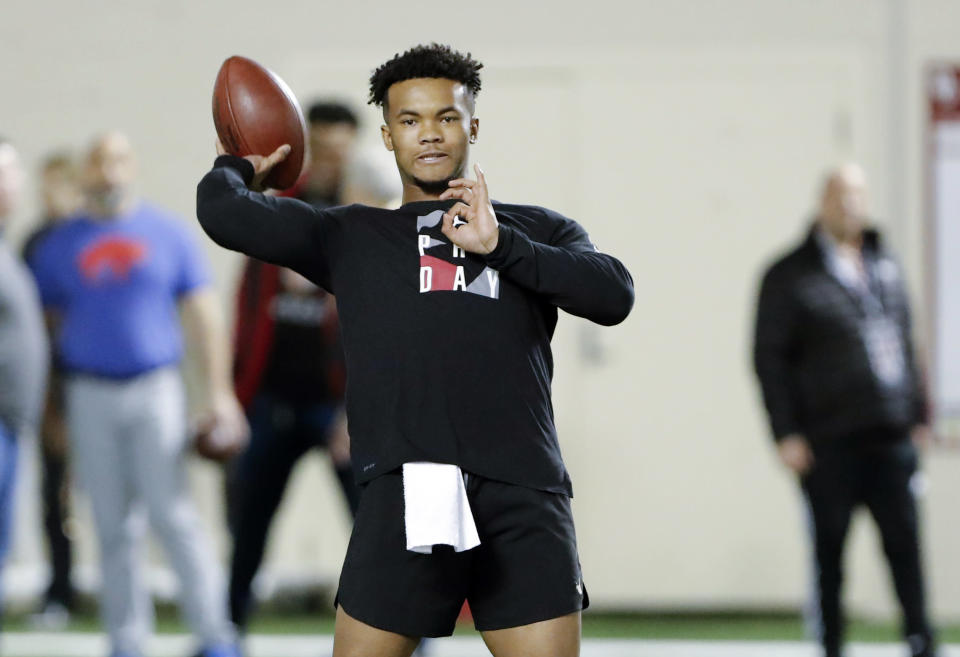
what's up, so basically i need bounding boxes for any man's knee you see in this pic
[147,497,200,543]
[95,509,144,553]
[881,531,920,562]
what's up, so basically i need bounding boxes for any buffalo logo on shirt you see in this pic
[78,236,148,283]
[416,210,500,299]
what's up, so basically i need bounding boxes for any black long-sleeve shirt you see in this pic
[198,156,634,494]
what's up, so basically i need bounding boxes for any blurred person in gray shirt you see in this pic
[0,137,49,627]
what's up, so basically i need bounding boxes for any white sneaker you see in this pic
[28,601,71,631]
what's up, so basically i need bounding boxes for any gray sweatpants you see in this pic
[67,367,233,655]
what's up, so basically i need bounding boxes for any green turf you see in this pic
[582,613,960,643]
[6,609,959,643]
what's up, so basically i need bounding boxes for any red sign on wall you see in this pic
[927,64,960,443]
[929,66,960,122]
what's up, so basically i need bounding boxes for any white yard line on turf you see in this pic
[1,634,958,657]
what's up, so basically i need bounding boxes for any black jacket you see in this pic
[753,225,927,443]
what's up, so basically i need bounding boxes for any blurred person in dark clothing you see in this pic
[299,101,361,206]
[227,101,363,633]
[753,164,937,657]
[0,138,49,629]
[22,152,82,629]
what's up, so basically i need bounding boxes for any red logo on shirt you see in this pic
[78,236,147,282]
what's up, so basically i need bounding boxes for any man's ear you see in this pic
[469,117,479,144]
[381,124,394,152]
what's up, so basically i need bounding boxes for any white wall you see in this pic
[3,0,960,621]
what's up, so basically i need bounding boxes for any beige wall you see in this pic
[3,0,960,620]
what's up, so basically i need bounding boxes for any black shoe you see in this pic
[907,633,938,657]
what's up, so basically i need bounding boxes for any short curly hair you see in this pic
[307,101,359,128]
[368,44,483,111]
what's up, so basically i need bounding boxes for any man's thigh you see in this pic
[66,379,136,537]
[233,396,313,491]
[126,370,190,513]
[333,606,420,657]
[336,471,470,638]
[863,440,920,543]
[336,471,586,643]
[481,611,580,657]
[467,476,588,633]
[801,443,859,551]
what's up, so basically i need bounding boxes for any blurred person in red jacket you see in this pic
[226,101,371,633]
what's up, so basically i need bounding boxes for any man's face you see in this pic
[41,164,81,220]
[381,78,478,194]
[0,143,24,221]
[83,133,136,216]
[308,121,358,196]
[820,165,868,241]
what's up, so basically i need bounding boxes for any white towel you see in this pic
[402,462,481,554]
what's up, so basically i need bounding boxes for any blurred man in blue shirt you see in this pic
[29,133,246,657]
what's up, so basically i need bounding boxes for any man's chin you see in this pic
[88,189,132,217]
[412,175,455,197]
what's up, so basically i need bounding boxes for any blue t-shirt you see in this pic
[28,202,211,378]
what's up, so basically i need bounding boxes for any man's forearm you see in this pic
[196,156,325,274]
[180,288,232,401]
[484,225,635,326]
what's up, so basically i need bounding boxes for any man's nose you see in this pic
[419,123,442,143]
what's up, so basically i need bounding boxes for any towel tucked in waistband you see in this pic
[402,462,480,554]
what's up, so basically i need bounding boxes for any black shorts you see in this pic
[336,469,589,637]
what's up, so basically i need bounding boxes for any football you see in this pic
[192,414,247,463]
[212,55,307,190]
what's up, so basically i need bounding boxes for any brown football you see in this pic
[193,415,248,463]
[212,55,307,190]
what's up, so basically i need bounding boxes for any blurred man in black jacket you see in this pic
[753,164,936,657]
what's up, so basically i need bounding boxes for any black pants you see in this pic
[802,432,934,657]
[226,394,360,631]
[40,437,73,609]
